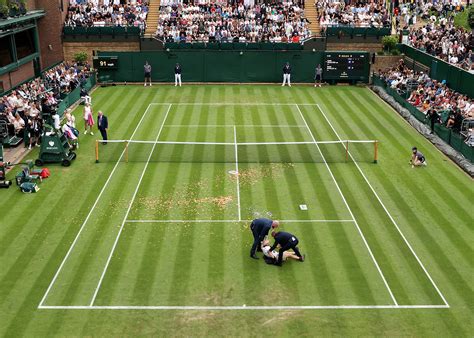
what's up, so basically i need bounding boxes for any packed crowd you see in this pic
[65,1,149,30]
[156,2,311,43]
[0,62,91,148]
[392,0,465,29]
[408,21,473,71]
[317,0,390,28]
[378,60,473,133]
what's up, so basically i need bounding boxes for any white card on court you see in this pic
[299,204,308,210]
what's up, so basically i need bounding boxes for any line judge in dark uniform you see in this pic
[282,62,291,87]
[269,231,304,266]
[250,218,279,259]
[174,63,182,87]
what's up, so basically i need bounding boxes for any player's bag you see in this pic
[20,182,39,193]
[67,124,80,137]
[40,168,50,178]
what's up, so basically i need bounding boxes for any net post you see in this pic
[374,140,378,164]
[345,140,349,162]
[125,141,129,163]
[95,140,99,163]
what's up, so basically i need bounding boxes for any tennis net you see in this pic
[95,139,379,164]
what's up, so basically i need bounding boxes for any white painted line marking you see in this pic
[163,124,306,128]
[125,219,356,223]
[234,126,242,221]
[38,304,449,310]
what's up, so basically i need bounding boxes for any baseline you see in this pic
[125,219,356,223]
[162,125,306,128]
[38,304,449,310]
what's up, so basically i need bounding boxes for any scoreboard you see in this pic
[324,52,370,82]
[93,56,118,69]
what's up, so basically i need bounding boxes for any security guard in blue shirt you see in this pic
[250,218,279,259]
[269,231,304,266]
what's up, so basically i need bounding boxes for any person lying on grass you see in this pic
[260,239,301,265]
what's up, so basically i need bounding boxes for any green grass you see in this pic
[453,6,472,30]
[0,85,473,336]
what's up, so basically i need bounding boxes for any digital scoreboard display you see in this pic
[324,52,369,81]
[94,56,118,69]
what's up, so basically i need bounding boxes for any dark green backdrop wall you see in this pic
[97,51,324,83]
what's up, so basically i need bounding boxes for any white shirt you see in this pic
[262,245,278,259]
[52,114,60,130]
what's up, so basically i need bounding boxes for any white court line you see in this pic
[233,126,242,221]
[38,304,449,310]
[38,103,155,308]
[101,140,371,146]
[125,219,356,223]
[150,103,300,106]
[316,103,450,307]
[89,104,173,306]
[295,104,398,306]
[163,124,306,128]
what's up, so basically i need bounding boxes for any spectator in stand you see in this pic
[318,1,390,30]
[156,2,311,43]
[0,61,91,148]
[378,61,474,139]
[65,1,149,32]
[13,113,25,137]
[408,20,473,71]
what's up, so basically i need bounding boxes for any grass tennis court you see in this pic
[1,85,472,336]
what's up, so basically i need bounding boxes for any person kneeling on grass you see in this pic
[261,239,301,265]
[269,231,305,266]
[410,146,427,168]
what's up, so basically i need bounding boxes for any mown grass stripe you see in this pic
[320,88,468,308]
[361,88,472,193]
[354,88,469,212]
[338,90,473,266]
[318,90,436,304]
